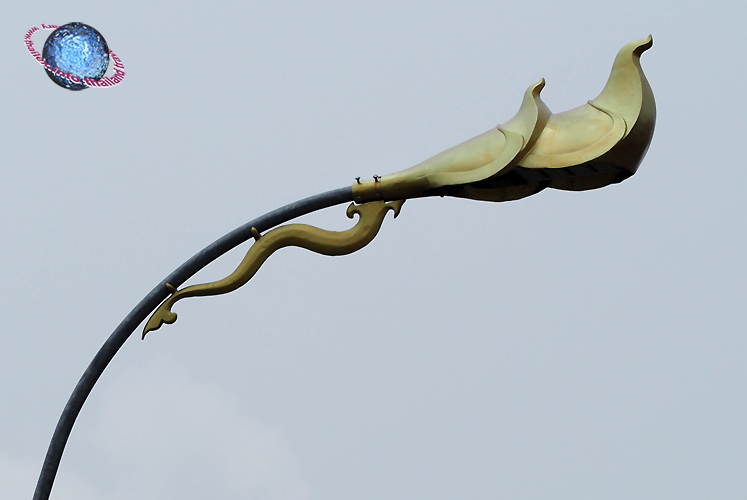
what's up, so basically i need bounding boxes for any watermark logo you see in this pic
[24,22,125,90]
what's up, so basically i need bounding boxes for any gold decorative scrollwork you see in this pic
[143,200,404,338]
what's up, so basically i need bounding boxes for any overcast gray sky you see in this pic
[3,0,746,499]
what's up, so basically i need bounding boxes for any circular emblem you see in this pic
[24,23,125,90]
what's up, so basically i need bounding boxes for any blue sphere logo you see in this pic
[42,23,109,90]
[24,22,125,90]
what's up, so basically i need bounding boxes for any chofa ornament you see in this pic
[143,37,656,337]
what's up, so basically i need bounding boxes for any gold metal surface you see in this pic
[353,36,655,202]
[143,200,404,337]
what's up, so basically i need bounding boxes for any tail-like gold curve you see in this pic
[143,200,404,338]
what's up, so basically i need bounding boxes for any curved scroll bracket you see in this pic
[142,199,404,338]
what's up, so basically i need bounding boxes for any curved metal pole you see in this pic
[33,186,354,500]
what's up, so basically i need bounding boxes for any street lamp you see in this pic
[33,36,655,500]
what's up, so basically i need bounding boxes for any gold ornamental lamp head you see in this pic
[352,36,655,204]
